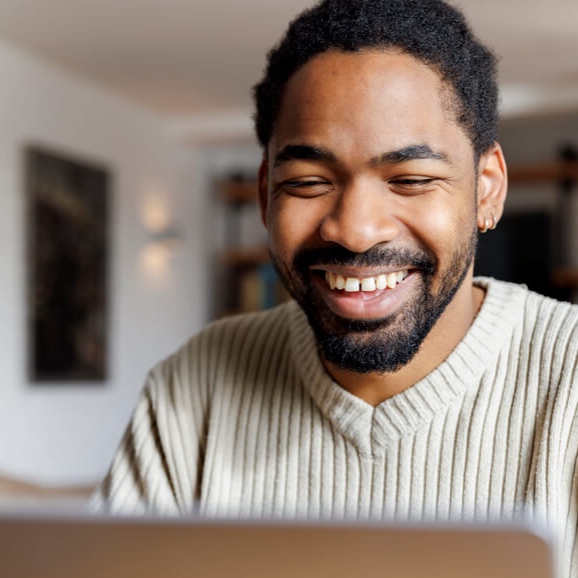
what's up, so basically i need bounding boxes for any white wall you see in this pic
[0,39,206,485]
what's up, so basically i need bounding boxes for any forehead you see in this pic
[270,49,472,165]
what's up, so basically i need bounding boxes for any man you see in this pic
[93,0,578,574]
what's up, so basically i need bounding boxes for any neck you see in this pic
[323,272,485,406]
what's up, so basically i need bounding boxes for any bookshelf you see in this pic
[215,177,289,317]
[508,158,578,291]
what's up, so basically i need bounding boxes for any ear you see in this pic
[476,142,508,229]
[258,154,268,227]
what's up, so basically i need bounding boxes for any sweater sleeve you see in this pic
[558,411,578,578]
[90,340,210,515]
[549,311,578,578]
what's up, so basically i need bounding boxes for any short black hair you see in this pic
[253,0,499,157]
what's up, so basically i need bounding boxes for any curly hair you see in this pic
[253,0,499,157]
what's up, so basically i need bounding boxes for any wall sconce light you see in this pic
[140,226,183,288]
[140,197,183,286]
[149,226,183,257]
[142,196,183,256]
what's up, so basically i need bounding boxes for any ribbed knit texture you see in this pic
[92,279,578,578]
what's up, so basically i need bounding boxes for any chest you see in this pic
[197,395,541,520]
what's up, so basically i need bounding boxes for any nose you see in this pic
[318,178,401,253]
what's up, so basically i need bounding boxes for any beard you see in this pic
[270,228,478,374]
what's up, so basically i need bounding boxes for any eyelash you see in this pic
[277,177,436,197]
[279,180,330,195]
[285,180,322,187]
[390,178,435,186]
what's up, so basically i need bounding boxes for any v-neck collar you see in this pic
[288,278,527,456]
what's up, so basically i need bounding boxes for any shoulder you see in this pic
[522,288,578,393]
[146,301,300,401]
[487,280,578,416]
[478,279,578,440]
[476,277,578,344]
[474,278,578,387]
[518,284,578,355]
[511,285,578,470]
[180,300,298,366]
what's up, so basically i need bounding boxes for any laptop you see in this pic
[0,511,554,578]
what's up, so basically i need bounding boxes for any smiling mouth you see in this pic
[323,269,410,293]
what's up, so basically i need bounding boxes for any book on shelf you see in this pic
[235,262,288,313]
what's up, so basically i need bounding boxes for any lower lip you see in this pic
[312,272,418,320]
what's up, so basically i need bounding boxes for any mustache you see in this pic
[293,245,437,275]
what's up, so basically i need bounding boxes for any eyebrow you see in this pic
[272,143,451,169]
[370,144,451,166]
[273,144,337,168]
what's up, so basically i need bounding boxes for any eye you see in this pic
[278,179,332,197]
[389,177,436,193]
[390,178,434,186]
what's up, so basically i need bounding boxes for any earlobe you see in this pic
[476,142,508,232]
[258,156,269,227]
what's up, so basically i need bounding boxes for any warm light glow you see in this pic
[140,243,172,291]
[142,197,171,234]
[139,194,182,291]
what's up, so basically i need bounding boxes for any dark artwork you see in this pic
[26,147,110,383]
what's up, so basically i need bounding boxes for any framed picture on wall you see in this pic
[25,146,111,384]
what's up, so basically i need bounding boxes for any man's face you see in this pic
[260,49,481,374]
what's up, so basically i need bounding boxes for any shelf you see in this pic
[551,268,578,289]
[219,180,258,204]
[508,162,578,184]
[220,246,270,266]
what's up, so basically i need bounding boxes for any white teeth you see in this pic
[324,270,409,292]
[328,272,337,290]
[344,277,360,292]
[361,277,376,291]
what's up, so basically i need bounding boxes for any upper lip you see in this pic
[310,266,412,277]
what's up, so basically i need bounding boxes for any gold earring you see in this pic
[479,217,490,234]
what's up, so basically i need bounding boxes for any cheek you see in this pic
[267,199,324,256]
[405,197,475,257]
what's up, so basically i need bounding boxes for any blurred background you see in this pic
[0,0,577,505]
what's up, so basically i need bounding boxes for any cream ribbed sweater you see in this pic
[93,279,578,576]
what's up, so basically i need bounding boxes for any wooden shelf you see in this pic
[220,246,270,266]
[219,180,258,204]
[551,268,578,289]
[508,161,578,184]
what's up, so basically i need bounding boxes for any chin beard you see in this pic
[271,231,477,374]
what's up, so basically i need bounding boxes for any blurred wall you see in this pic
[0,38,206,485]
